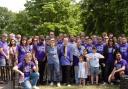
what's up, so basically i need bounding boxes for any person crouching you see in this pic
[13,52,39,89]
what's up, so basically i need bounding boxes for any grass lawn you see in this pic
[39,85,119,89]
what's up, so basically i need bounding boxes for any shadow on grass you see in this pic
[39,85,119,89]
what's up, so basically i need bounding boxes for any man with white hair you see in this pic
[60,37,73,86]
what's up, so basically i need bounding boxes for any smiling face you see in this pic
[27,38,32,45]
[116,53,122,61]
[10,39,16,46]
[25,53,32,63]
[122,37,127,44]
[79,55,84,62]
[83,49,87,55]
[63,38,69,45]
[50,38,55,47]
[21,37,27,46]
[2,33,8,42]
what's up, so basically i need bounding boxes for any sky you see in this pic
[0,0,81,12]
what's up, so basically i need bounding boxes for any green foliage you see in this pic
[0,7,15,33]
[25,0,83,36]
[81,0,128,35]
[0,0,128,36]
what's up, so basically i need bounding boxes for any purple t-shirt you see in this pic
[33,44,46,61]
[119,43,128,62]
[85,44,93,53]
[18,61,35,78]
[95,43,104,54]
[115,59,128,74]
[0,41,9,59]
[17,45,32,63]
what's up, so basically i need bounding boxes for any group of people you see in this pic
[0,32,128,89]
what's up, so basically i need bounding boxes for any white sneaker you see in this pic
[102,82,107,85]
[110,83,114,85]
[67,84,71,87]
[50,82,54,86]
[57,83,61,87]
[33,86,39,89]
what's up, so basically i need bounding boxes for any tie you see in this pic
[64,45,67,57]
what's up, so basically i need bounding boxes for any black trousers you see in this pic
[61,65,71,84]
[38,60,46,84]
[104,62,114,82]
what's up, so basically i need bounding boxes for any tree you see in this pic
[0,7,15,33]
[25,0,83,36]
[81,0,128,35]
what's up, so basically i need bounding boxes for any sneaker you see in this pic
[102,82,107,85]
[50,82,54,86]
[33,86,39,89]
[57,83,61,87]
[67,84,71,87]
[110,82,114,85]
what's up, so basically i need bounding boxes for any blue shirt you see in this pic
[60,44,73,66]
[73,45,85,66]
[119,43,128,62]
[0,41,9,59]
[47,46,59,64]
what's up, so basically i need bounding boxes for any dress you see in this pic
[78,62,87,78]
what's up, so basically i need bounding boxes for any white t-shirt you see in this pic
[87,53,104,67]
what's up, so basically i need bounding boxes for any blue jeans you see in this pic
[48,62,61,82]
[74,66,79,84]
[22,72,39,89]
[0,58,6,66]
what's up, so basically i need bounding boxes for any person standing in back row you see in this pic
[33,36,46,85]
[47,38,61,87]
[60,37,73,86]
[0,33,9,66]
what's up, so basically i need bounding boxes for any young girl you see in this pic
[78,55,88,86]
[13,53,39,89]
[83,49,90,80]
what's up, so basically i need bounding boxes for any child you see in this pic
[87,47,104,85]
[83,49,90,83]
[78,55,88,86]
[13,53,39,89]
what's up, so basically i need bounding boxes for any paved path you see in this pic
[0,81,13,89]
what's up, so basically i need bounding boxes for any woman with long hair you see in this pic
[16,36,32,63]
[103,39,117,84]
[9,39,17,66]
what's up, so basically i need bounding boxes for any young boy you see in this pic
[87,47,104,85]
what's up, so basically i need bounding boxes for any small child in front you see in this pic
[87,47,104,85]
[78,55,88,86]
